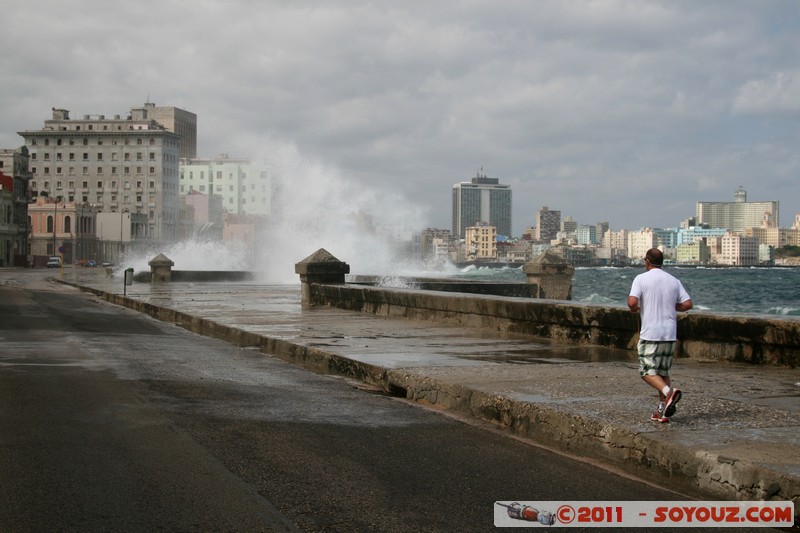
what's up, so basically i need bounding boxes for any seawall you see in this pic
[307,283,800,367]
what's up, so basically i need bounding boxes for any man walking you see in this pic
[628,248,693,423]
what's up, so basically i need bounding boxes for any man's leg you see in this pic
[642,374,671,400]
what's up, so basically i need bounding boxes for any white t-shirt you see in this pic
[629,268,691,341]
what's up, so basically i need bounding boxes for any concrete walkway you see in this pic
[58,269,800,518]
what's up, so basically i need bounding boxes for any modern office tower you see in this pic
[19,105,185,244]
[576,225,597,245]
[696,186,779,232]
[180,155,272,216]
[133,102,197,159]
[535,206,560,242]
[451,169,512,239]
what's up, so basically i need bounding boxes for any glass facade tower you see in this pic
[452,171,512,239]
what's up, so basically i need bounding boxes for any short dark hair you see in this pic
[645,248,663,266]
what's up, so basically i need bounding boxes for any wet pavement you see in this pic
[53,268,800,516]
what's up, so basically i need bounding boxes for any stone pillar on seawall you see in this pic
[522,249,575,300]
[148,253,175,283]
[295,249,350,306]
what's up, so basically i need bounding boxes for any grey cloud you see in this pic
[1,0,798,232]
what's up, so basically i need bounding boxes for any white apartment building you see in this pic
[603,229,628,250]
[180,155,272,216]
[627,228,657,262]
[19,105,186,243]
[719,233,759,266]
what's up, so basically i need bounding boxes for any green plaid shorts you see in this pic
[637,340,676,377]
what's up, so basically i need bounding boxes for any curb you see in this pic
[60,280,800,517]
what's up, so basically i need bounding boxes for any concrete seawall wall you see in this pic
[309,283,800,367]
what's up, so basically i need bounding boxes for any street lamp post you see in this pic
[52,196,60,256]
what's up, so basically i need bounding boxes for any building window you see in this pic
[69,153,75,161]
[83,153,88,161]
[64,216,71,233]
[97,181,103,188]
[97,153,103,160]
[149,181,155,188]
[47,216,53,233]
[149,153,155,160]
[149,167,155,174]
[82,167,88,175]
[97,167,103,175]
[44,153,50,160]
[82,181,88,188]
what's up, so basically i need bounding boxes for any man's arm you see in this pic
[628,295,640,313]
[676,299,693,312]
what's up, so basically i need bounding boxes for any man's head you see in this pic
[645,248,663,268]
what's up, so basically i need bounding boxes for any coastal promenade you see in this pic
[58,269,800,519]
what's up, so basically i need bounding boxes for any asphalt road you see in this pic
[0,271,766,532]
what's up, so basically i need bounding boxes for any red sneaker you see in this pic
[664,388,682,418]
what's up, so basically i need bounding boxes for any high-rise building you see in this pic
[451,170,512,239]
[18,105,187,244]
[535,206,560,242]
[576,225,597,245]
[561,216,578,233]
[696,186,779,232]
[134,102,197,159]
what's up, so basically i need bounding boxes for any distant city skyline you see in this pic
[1,2,798,232]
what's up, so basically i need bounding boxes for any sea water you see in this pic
[452,265,800,318]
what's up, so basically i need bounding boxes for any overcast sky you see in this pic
[2,0,798,235]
